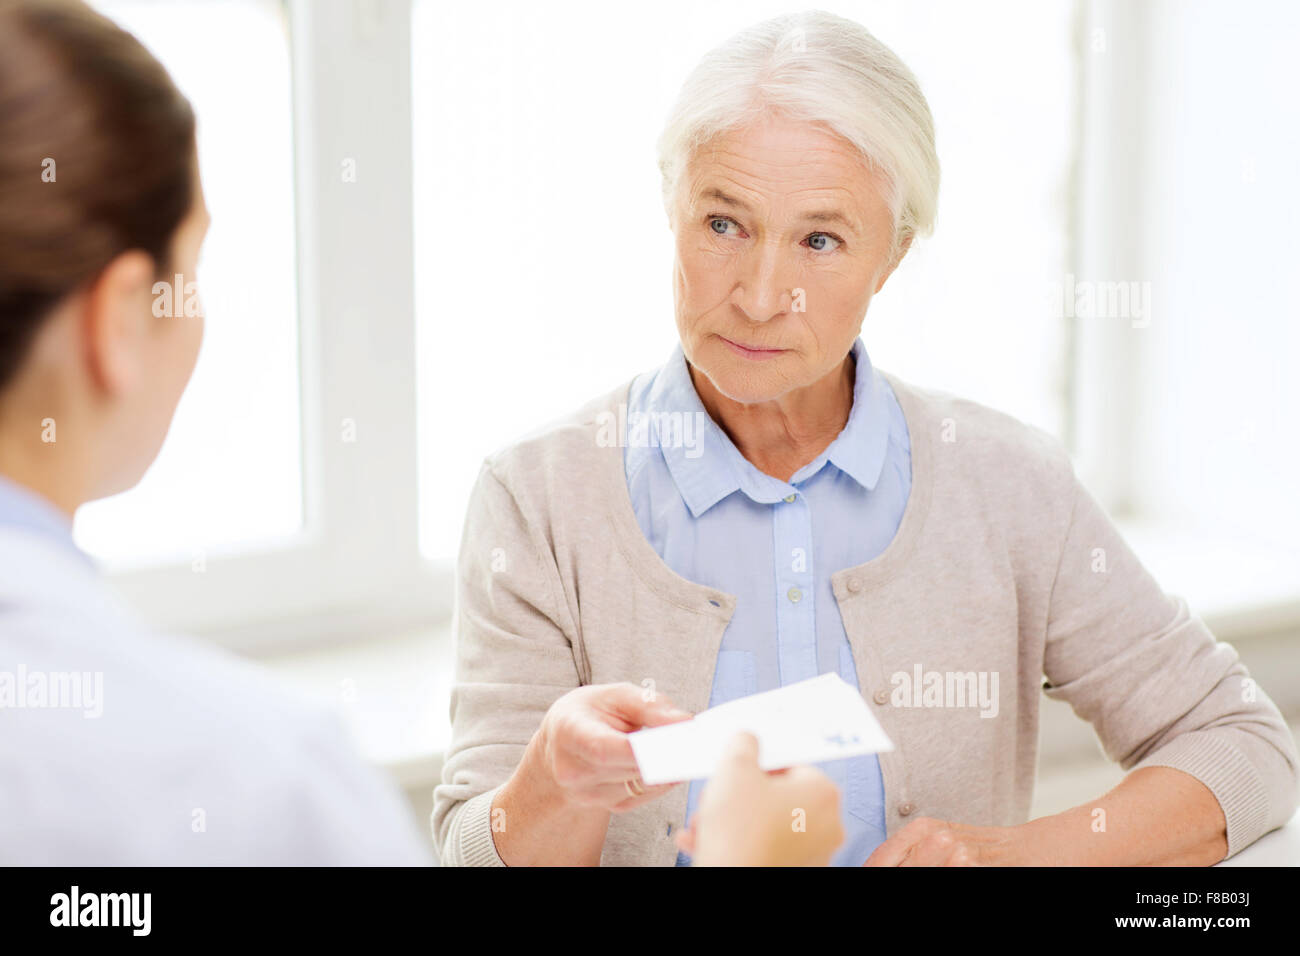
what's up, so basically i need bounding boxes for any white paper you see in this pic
[628,672,894,785]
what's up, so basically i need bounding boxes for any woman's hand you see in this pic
[863,817,1021,866]
[491,682,692,865]
[675,732,845,866]
[530,682,693,812]
[863,768,1229,866]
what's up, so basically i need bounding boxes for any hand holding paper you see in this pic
[629,672,894,785]
[676,731,846,866]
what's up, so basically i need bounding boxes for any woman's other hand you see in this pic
[863,818,1013,865]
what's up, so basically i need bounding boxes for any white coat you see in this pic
[0,523,431,865]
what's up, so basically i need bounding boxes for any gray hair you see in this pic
[657,10,940,257]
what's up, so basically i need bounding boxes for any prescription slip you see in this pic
[628,672,894,785]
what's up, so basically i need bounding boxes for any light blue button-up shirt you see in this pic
[624,337,911,866]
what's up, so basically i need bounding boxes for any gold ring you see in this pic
[624,777,645,797]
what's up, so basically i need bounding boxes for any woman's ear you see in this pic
[874,234,913,294]
[82,249,156,395]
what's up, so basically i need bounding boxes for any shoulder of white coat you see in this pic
[2,589,344,770]
[0,605,382,862]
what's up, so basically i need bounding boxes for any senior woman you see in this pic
[432,11,1299,866]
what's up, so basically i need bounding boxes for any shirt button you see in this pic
[898,802,916,816]
[847,578,862,593]
[787,587,802,603]
[873,689,889,705]
[783,494,796,503]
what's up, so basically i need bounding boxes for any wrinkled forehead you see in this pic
[677,117,893,229]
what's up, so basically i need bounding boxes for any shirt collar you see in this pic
[647,337,891,516]
[805,337,892,492]
[0,474,82,555]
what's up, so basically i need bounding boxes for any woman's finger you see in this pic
[673,826,696,855]
[597,683,693,731]
[862,833,917,867]
[604,780,679,811]
[562,720,642,776]
[898,824,957,867]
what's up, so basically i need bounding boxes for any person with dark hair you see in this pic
[0,0,430,865]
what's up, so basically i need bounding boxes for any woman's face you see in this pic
[670,115,903,405]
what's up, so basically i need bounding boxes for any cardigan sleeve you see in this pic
[1040,468,1300,860]
[431,460,583,866]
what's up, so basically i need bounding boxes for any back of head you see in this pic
[0,0,196,395]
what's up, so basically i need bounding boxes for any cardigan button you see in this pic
[873,689,889,705]
[846,577,862,593]
[898,801,916,816]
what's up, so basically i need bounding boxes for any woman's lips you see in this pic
[719,335,786,360]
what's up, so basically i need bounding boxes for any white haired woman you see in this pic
[432,10,1298,866]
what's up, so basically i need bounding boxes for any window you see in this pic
[1072,0,1300,622]
[79,0,303,567]
[74,0,441,648]
[66,0,1296,649]
[411,0,1077,561]
[1128,0,1300,547]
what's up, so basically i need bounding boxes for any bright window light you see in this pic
[76,0,303,568]
[412,0,1076,560]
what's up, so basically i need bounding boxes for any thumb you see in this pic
[610,684,693,728]
[718,731,762,772]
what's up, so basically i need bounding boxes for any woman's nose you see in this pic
[730,242,793,323]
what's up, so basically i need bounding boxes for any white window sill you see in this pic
[254,624,455,790]
[1115,518,1300,638]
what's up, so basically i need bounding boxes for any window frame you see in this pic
[1067,0,1300,637]
[102,0,1298,652]
[107,0,450,653]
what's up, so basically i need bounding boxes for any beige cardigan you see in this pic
[432,373,1299,865]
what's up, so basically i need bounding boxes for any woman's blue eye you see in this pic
[807,232,840,252]
[709,217,732,235]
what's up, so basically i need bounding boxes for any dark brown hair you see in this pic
[0,0,196,392]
